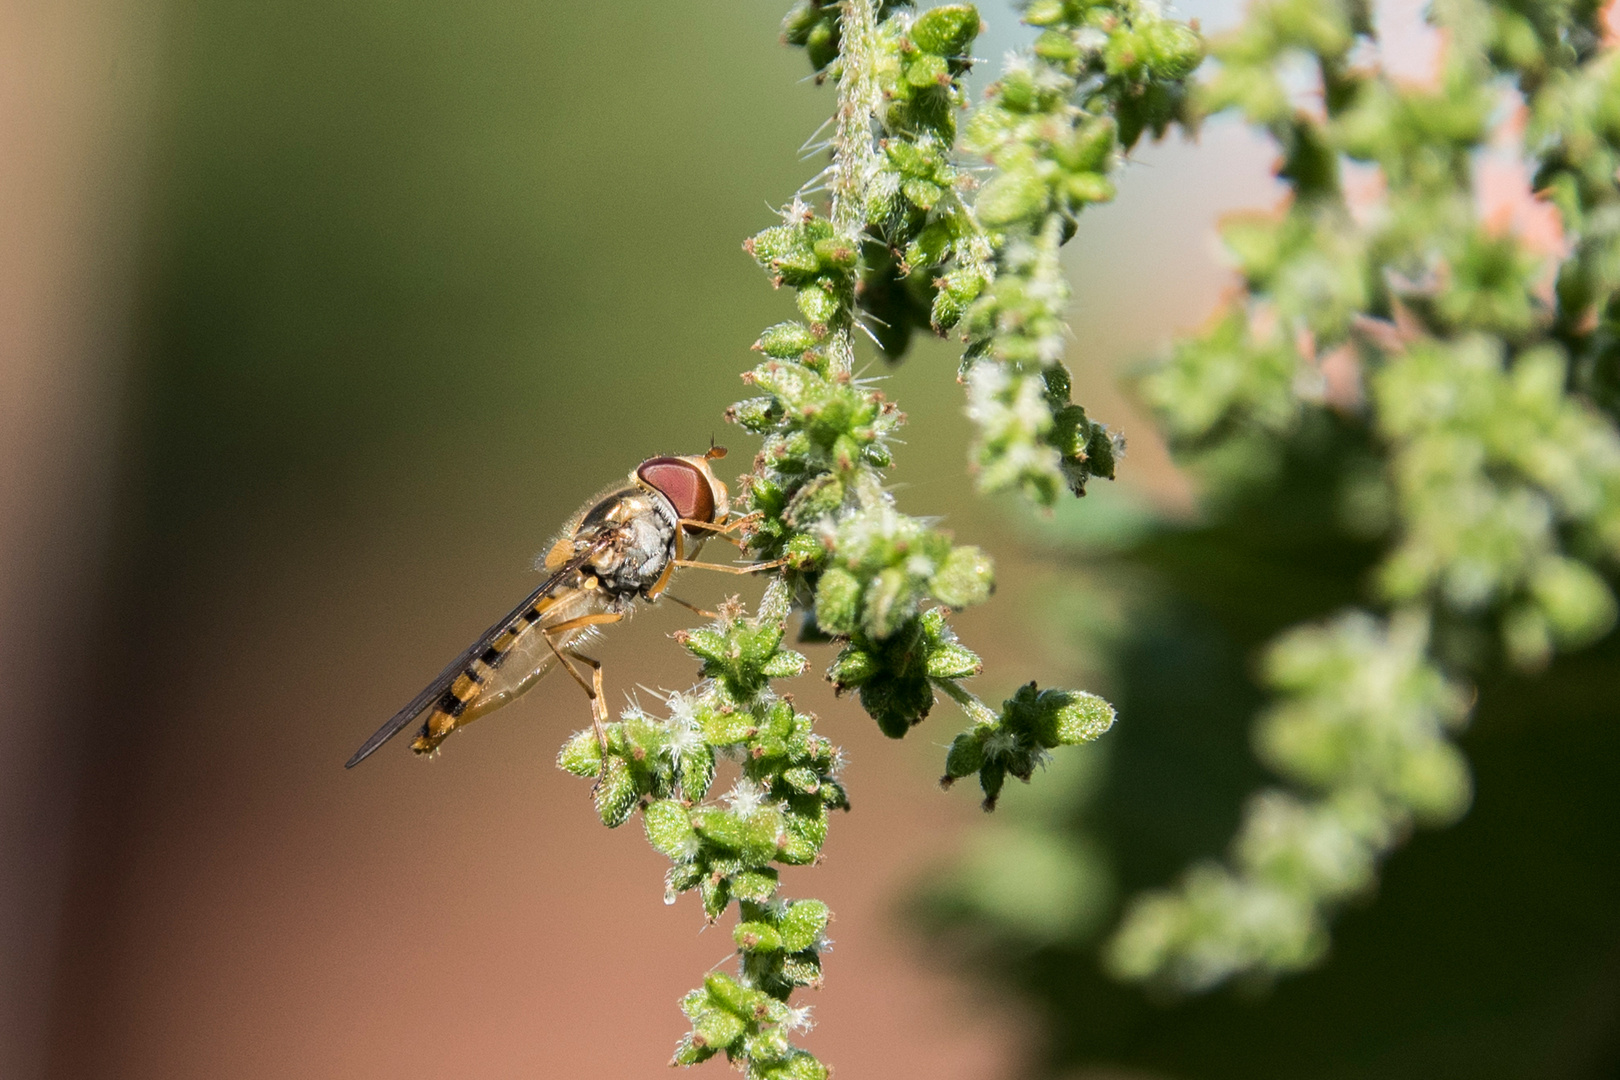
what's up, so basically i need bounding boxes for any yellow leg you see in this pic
[542,629,597,701]
[539,612,623,786]
[672,556,788,575]
[564,647,611,792]
[663,594,719,619]
[678,512,761,548]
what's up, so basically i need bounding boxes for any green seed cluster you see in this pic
[1375,337,1620,666]
[558,4,1132,1071]
[1108,611,1471,989]
[1113,0,1620,990]
[777,2,989,360]
[784,0,1202,508]
[729,336,1001,740]
[556,582,844,1077]
[941,679,1116,809]
[955,0,1202,504]
[783,0,912,78]
[738,1,1010,751]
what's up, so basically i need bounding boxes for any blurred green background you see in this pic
[9,0,1613,1078]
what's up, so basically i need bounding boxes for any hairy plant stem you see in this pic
[826,0,880,379]
[829,0,880,237]
[935,675,999,726]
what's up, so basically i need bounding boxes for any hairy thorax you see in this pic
[569,486,680,600]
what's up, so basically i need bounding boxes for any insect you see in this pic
[344,447,763,770]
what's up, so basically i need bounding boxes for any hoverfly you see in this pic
[345,447,763,769]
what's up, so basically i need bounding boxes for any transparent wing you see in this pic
[345,542,607,768]
[466,586,608,708]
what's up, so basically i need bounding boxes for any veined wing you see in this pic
[344,542,606,768]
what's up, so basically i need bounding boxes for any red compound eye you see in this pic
[637,457,715,523]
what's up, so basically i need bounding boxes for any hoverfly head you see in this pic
[636,451,729,527]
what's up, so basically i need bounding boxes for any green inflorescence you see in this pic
[784,0,1204,508]
[553,3,1145,1074]
[557,582,843,1076]
[956,0,1202,504]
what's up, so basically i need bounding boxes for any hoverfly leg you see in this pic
[671,556,789,576]
[541,611,625,789]
[561,648,611,790]
[678,511,762,548]
[543,630,595,694]
[663,594,720,620]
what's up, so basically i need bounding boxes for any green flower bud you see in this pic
[783,766,822,794]
[763,648,811,679]
[750,222,823,285]
[672,1034,717,1066]
[691,808,750,851]
[728,395,783,433]
[667,861,704,896]
[786,473,844,525]
[910,4,980,57]
[805,20,838,72]
[644,799,699,859]
[702,707,758,746]
[944,729,986,778]
[978,760,1006,809]
[975,166,1048,226]
[734,920,784,952]
[699,971,754,1023]
[1041,688,1117,746]
[1054,119,1117,173]
[930,545,994,608]
[778,808,829,864]
[781,951,824,987]
[593,755,638,828]
[812,235,859,271]
[730,868,781,902]
[815,567,863,635]
[778,899,831,952]
[863,566,915,639]
[797,281,841,326]
[699,874,730,920]
[679,744,716,802]
[744,1029,792,1065]
[1023,0,1066,27]
[556,728,603,777]
[901,177,945,210]
[905,52,949,87]
[927,638,983,679]
[1033,29,1080,63]
[827,643,877,688]
[756,321,821,358]
[784,531,827,570]
[1142,19,1204,79]
[932,266,987,331]
[1062,172,1116,207]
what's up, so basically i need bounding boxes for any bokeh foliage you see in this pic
[920,420,1620,1077]
[921,0,1620,1071]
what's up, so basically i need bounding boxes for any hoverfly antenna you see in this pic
[706,442,727,460]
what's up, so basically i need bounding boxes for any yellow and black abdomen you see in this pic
[408,585,606,754]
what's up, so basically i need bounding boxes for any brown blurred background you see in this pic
[0,1,1274,1077]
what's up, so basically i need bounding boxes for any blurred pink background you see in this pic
[0,1,1285,1077]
